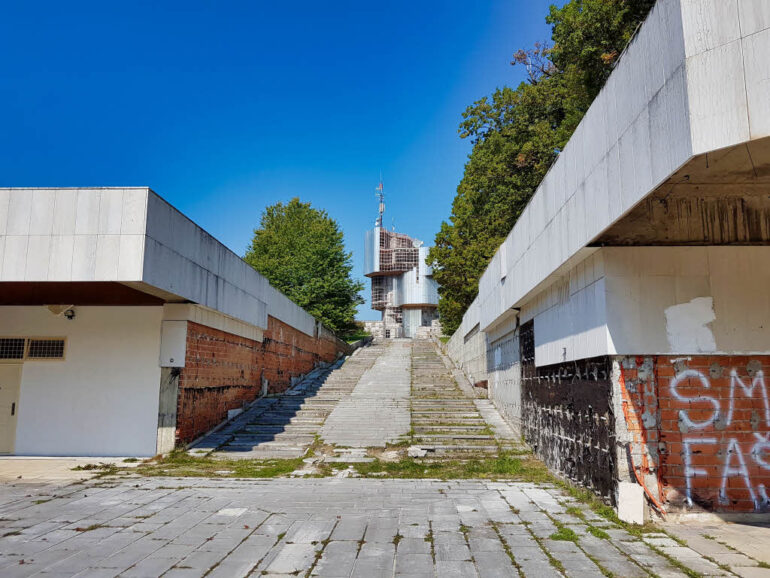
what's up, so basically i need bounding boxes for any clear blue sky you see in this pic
[0,1,557,320]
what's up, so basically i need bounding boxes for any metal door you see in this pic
[0,365,21,454]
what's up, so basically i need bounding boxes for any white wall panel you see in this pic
[29,189,55,236]
[0,189,9,236]
[52,189,78,236]
[604,247,770,354]
[681,0,741,57]
[24,236,50,281]
[1,236,28,280]
[7,190,32,236]
[94,234,120,280]
[74,189,100,235]
[742,28,770,139]
[70,235,97,280]
[48,235,75,281]
[738,0,770,35]
[686,39,749,154]
[120,188,147,235]
[4,306,163,457]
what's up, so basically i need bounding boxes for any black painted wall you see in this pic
[519,320,616,500]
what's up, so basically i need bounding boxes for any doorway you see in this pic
[0,365,21,454]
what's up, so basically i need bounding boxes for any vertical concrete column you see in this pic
[156,318,187,453]
[156,367,180,454]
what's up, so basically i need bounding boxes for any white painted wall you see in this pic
[522,252,612,367]
[1,306,163,456]
[486,317,522,432]
[604,246,770,354]
[520,247,770,366]
[0,188,147,283]
[446,298,489,386]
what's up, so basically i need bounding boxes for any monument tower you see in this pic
[363,181,439,338]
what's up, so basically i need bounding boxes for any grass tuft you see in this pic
[119,450,308,479]
[352,452,548,481]
[587,526,610,540]
[550,526,579,542]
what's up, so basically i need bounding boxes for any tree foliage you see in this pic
[429,0,655,335]
[245,198,364,337]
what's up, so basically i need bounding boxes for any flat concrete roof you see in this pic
[0,187,318,336]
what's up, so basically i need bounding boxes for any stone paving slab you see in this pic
[662,522,770,577]
[0,477,717,577]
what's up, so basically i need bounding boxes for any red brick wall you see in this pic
[175,316,346,445]
[620,355,770,513]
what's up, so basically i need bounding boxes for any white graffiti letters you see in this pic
[669,369,720,429]
[682,437,716,507]
[672,368,770,510]
[727,370,770,428]
[719,438,755,505]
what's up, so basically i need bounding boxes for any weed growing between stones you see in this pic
[74,524,105,532]
[352,452,550,480]
[549,526,578,542]
[424,524,435,563]
[587,526,610,540]
[124,450,307,479]
[71,463,120,478]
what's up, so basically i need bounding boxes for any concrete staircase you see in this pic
[189,345,380,459]
[188,338,526,462]
[409,340,524,458]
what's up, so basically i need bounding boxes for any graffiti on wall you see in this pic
[622,356,770,512]
[669,367,770,510]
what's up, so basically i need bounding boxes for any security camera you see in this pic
[46,304,76,319]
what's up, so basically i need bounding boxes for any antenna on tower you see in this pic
[375,173,385,228]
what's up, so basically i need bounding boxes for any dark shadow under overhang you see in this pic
[0,282,167,306]
[593,136,770,246]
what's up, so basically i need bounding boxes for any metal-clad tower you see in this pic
[363,181,439,338]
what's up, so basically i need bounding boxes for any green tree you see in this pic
[429,0,655,335]
[245,198,364,337]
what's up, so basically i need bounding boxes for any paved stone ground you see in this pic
[3,339,765,576]
[0,477,724,577]
[663,521,770,578]
[0,459,139,484]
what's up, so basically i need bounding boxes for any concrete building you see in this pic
[363,185,439,338]
[0,187,349,457]
[445,0,770,516]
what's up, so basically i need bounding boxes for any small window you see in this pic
[0,338,66,361]
[27,339,66,359]
[0,338,26,359]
